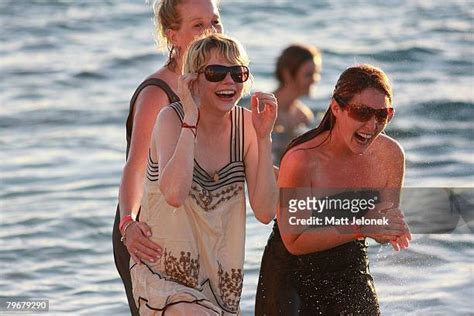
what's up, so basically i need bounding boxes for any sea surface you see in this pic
[0,0,473,315]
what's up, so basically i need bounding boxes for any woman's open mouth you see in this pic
[215,89,236,101]
[354,132,373,145]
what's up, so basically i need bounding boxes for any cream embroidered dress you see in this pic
[131,103,247,315]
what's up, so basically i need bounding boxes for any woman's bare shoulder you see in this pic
[156,105,181,125]
[375,133,405,161]
[279,146,315,187]
[136,69,176,106]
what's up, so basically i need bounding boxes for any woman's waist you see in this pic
[294,240,369,274]
[270,220,369,273]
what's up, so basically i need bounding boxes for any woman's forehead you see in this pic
[203,50,234,65]
[179,0,219,20]
[350,88,390,108]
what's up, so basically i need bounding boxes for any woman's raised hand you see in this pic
[251,92,278,139]
[177,73,199,123]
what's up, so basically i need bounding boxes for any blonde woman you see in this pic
[112,1,225,314]
[131,33,278,315]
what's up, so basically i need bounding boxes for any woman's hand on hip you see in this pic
[123,222,162,264]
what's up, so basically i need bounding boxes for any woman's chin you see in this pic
[349,137,373,155]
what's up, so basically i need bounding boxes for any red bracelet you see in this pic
[119,215,134,235]
[182,124,197,138]
[182,110,200,138]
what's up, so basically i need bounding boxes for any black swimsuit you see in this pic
[112,78,179,316]
[256,190,381,316]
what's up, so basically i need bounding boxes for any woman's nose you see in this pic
[222,72,234,83]
[367,116,379,130]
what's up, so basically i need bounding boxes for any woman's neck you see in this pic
[324,128,357,159]
[274,85,300,111]
[197,106,231,134]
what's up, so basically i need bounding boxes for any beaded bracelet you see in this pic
[119,214,133,235]
[120,220,136,243]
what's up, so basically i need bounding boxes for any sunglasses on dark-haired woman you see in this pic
[334,95,394,124]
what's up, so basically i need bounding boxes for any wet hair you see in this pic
[152,0,221,71]
[275,44,321,86]
[184,32,252,95]
[281,64,393,159]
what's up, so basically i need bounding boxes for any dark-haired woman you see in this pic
[272,44,322,162]
[256,64,411,315]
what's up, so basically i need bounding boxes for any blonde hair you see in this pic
[151,0,220,71]
[184,33,252,95]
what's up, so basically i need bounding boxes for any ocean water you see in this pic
[0,0,473,315]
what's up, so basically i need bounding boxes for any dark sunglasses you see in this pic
[198,64,250,83]
[334,95,394,124]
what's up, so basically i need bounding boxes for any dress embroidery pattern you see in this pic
[190,184,243,212]
[164,248,200,288]
[132,104,246,314]
[217,262,243,311]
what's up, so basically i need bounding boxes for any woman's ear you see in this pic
[165,28,178,47]
[330,99,341,118]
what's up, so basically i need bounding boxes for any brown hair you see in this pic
[281,64,393,158]
[152,0,221,71]
[275,44,321,86]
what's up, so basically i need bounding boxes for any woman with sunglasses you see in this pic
[256,64,411,315]
[130,33,278,315]
[112,1,224,314]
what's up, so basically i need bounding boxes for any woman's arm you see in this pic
[375,137,411,250]
[119,87,169,217]
[244,93,279,224]
[157,74,199,207]
[278,142,409,256]
[155,108,197,207]
[277,149,362,255]
[118,87,169,263]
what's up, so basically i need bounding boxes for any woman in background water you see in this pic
[112,1,224,314]
[272,44,322,163]
[256,64,411,315]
